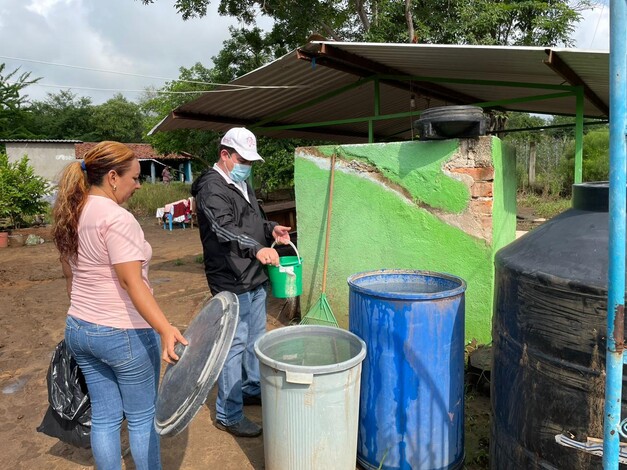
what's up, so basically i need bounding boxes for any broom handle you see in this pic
[321,154,336,294]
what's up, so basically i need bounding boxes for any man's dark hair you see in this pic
[219,145,236,154]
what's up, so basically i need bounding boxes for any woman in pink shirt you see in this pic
[52,141,187,470]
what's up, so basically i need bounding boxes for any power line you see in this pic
[6,80,266,94]
[590,2,606,49]
[0,54,301,89]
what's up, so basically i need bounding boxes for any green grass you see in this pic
[517,193,571,219]
[126,182,192,217]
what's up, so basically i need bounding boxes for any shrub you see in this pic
[558,128,610,193]
[125,181,192,217]
[0,153,50,228]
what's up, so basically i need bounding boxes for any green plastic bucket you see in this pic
[267,241,302,298]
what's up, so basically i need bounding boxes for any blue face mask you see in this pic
[229,162,252,182]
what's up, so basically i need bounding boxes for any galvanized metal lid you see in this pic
[155,292,239,437]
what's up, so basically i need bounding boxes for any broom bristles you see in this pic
[300,294,339,327]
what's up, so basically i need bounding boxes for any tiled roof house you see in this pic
[1,140,193,183]
[76,143,194,183]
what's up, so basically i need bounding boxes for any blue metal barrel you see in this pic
[348,269,466,470]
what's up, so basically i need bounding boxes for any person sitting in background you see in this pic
[52,141,187,470]
[162,166,172,184]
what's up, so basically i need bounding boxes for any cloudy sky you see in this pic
[0,0,244,104]
[0,0,611,106]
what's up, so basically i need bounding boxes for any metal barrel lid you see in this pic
[155,291,239,437]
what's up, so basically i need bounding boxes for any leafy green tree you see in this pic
[253,137,297,195]
[91,94,145,142]
[141,0,589,47]
[27,91,147,142]
[0,153,50,228]
[581,129,610,181]
[140,63,220,170]
[0,64,41,139]
[559,127,610,189]
[212,27,275,83]
[454,0,587,46]
[504,113,547,145]
[28,90,96,140]
[503,113,547,189]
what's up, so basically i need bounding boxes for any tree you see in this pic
[139,63,220,169]
[0,153,50,228]
[28,90,96,140]
[91,94,145,142]
[581,129,610,181]
[141,0,589,47]
[26,91,147,142]
[504,113,548,190]
[559,128,610,190]
[212,27,275,83]
[253,137,298,195]
[0,64,41,139]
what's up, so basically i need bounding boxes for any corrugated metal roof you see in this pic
[151,42,609,143]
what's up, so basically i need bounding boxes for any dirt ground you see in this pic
[0,219,490,470]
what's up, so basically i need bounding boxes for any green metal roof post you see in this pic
[574,87,584,183]
[370,78,380,143]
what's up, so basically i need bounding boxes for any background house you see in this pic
[1,139,81,183]
[75,142,193,184]
[1,139,193,184]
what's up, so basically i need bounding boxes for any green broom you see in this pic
[301,154,339,327]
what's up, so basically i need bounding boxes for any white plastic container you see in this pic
[254,325,366,470]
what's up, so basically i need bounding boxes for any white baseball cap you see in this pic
[220,127,264,162]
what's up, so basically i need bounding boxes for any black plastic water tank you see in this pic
[491,182,626,469]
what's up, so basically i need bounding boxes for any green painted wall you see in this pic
[294,137,516,343]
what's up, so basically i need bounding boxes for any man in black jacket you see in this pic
[191,127,291,437]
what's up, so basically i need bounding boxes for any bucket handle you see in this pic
[271,241,302,265]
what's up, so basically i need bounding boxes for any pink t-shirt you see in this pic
[67,195,152,329]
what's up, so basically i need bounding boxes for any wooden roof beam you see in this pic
[544,49,609,117]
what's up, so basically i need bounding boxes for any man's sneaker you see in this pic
[242,394,262,406]
[215,416,262,438]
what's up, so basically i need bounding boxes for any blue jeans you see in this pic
[216,284,267,425]
[65,316,161,470]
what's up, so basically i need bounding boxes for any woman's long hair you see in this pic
[52,141,135,261]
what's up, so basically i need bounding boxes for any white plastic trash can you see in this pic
[254,325,367,470]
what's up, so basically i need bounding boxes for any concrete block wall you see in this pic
[4,142,77,183]
[294,136,516,343]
